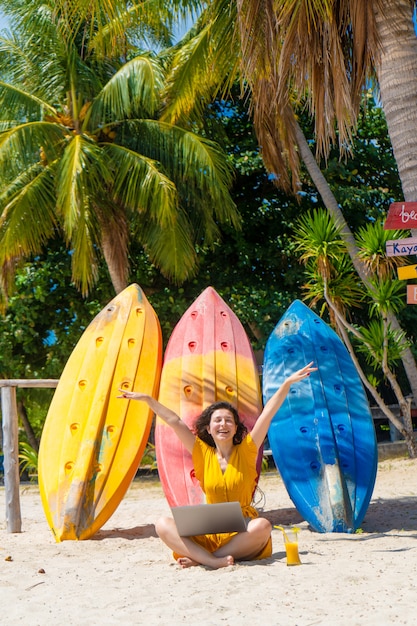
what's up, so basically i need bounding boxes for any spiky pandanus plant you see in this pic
[293,209,416,457]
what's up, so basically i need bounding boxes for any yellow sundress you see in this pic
[173,433,272,561]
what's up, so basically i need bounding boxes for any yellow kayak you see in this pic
[38,284,162,541]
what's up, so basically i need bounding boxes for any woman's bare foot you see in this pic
[217,555,235,569]
[177,557,199,568]
[177,555,234,569]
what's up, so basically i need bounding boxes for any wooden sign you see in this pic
[384,202,417,230]
[407,285,417,304]
[398,265,417,280]
[386,237,417,256]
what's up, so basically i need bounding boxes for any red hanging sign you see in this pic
[384,202,417,230]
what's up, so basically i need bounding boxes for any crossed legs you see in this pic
[155,516,272,569]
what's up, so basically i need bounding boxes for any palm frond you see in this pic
[19,441,39,480]
[0,122,65,177]
[87,55,165,128]
[56,135,103,294]
[301,256,363,314]
[162,25,218,125]
[90,0,175,55]
[106,142,179,229]
[366,277,405,317]
[69,217,100,295]
[53,0,129,39]
[132,120,239,237]
[139,209,198,283]
[293,208,346,277]
[356,318,410,368]
[0,165,57,263]
[162,0,239,125]
[0,81,57,121]
[56,134,110,236]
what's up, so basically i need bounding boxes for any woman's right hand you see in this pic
[117,389,150,401]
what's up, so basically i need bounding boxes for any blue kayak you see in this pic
[262,300,378,533]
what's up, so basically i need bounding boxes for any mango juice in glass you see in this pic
[275,526,302,566]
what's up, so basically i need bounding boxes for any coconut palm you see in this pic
[0,0,239,298]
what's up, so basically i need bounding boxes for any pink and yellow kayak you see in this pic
[38,284,162,541]
[155,287,262,506]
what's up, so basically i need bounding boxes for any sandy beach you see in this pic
[1,456,416,626]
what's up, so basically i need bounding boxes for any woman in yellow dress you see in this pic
[118,361,316,569]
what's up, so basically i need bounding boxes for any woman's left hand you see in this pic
[286,362,317,384]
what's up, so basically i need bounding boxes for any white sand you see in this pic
[1,457,416,626]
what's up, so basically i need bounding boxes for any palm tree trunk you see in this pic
[294,119,417,404]
[101,230,129,295]
[374,0,417,213]
[98,205,130,295]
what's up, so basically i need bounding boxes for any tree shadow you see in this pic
[262,496,417,534]
[262,507,304,527]
[91,523,158,541]
[90,496,417,543]
[361,496,417,533]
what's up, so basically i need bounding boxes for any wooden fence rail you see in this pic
[0,380,59,533]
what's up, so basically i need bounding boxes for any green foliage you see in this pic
[0,240,114,381]
[18,441,38,481]
[355,222,410,279]
[292,190,413,399]
[367,278,406,318]
[302,256,364,311]
[139,442,158,471]
[321,93,403,228]
[356,319,410,370]
[293,208,346,269]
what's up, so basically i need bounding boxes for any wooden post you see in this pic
[0,379,58,533]
[1,385,22,533]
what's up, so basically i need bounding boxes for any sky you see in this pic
[0,11,7,31]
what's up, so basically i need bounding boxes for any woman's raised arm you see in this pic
[117,390,196,454]
[250,362,317,450]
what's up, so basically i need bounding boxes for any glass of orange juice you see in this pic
[275,525,302,566]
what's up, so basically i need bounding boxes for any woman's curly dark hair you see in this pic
[194,401,248,448]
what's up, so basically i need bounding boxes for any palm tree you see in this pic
[0,0,239,298]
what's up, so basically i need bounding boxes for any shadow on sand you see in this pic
[262,496,417,534]
[90,496,417,542]
[92,523,158,541]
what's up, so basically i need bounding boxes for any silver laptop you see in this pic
[171,502,247,536]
